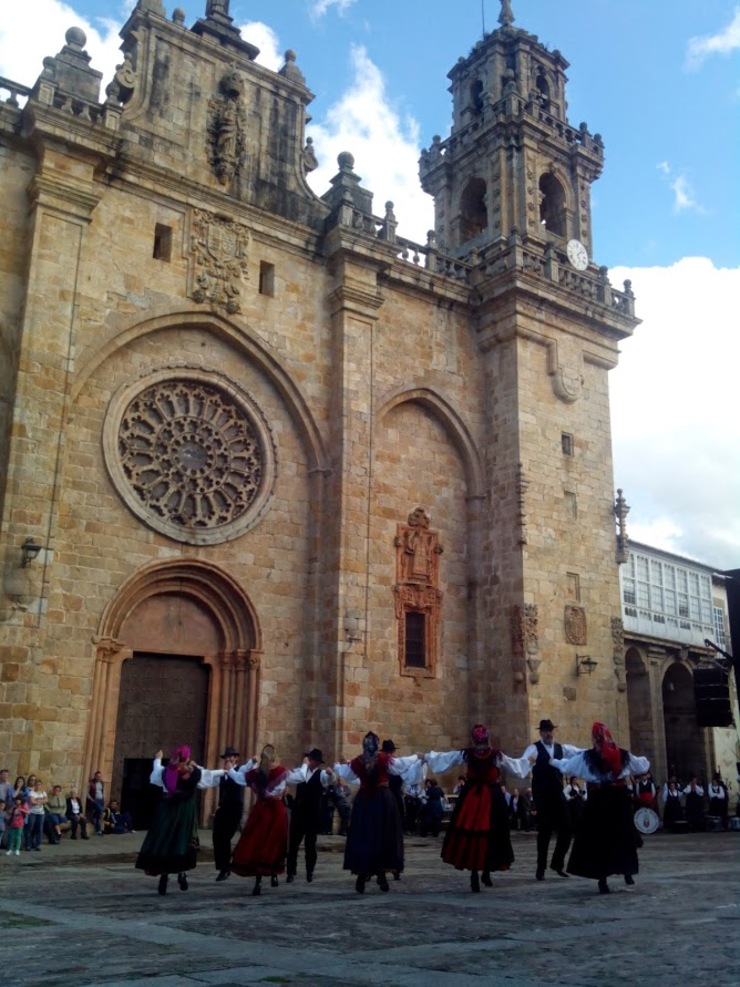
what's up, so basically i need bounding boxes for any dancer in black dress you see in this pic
[551,722,649,894]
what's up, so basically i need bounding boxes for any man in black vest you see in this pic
[285,748,332,883]
[520,719,583,881]
[213,746,245,882]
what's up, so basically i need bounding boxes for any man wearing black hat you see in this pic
[213,746,248,883]
[520,719,583,881]
[284,748,333,883]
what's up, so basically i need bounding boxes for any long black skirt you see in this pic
[343,786,404,875]
[567,785,640,880]
[135,796,199,876]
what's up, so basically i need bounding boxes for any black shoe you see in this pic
[177,873,188,891]
[535,869,545,881]
[377,873,390,892]
[624,874,635,886]
[481,871,492,887]
[71,834,77,840]
[157,874,168,896]
[598,878,610,894]
[392,870,401,881]
[355,874,366,894]
[271,875,279,888]
[215,870,230,883]
[286,874,295,884]
[251,884,261,896]
[551,867,569,877]
[306,872,313,883]
[470,871,480,893]
[81,834,89,840]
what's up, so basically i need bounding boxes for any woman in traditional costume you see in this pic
[422,724,531,892]
[135,746,202,895]
[228,745,288,896]
[550,722,649,894]
[333,732,420,893]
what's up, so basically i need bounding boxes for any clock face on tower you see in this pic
[566,239,589,271]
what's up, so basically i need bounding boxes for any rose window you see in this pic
[105,373,275,545]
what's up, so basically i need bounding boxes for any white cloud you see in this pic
[309,0,357,20]
[656,162,704,214]
[305,44,433,244]
[609,258,740,570]
[0,0,131,91]
[686,7,740,69]
[240,21,283,72]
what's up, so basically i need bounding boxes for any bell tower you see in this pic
[420,1,640,741]
[420,0,604,260]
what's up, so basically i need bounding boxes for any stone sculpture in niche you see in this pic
[393,508,443,677]
[207,70,247,185]
[189,209,250,313]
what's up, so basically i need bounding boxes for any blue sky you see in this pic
[2,1,739,569]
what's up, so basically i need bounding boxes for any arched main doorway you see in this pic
[662,662,706,780]
[84,559,262,824]
[626,647,655,766]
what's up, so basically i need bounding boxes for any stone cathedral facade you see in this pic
[0,1,639,807]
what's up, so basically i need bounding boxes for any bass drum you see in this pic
[634,806,659,834]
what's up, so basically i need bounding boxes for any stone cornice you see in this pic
[27,173,102,221]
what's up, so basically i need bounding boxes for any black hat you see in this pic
[381,739,397,753]
[220,746,240,759]
[304,748,324,763]
[538,719,557,732]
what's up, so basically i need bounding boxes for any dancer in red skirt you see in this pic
[228,745,288,896]
[423,725,532,892]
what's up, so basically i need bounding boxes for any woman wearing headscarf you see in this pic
[227,744,289,896]
[550,722,650,894]
[422,724,532,892]
[333,732,421,893]
[135,746,202,895]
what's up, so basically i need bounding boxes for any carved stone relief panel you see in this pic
[103,368,277,545]
[564,604,587,645]
[207,70,248,185]
[189,208,250,314]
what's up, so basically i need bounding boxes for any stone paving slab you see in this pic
[0,831,737,986]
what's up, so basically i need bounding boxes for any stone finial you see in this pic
[172,8,186,24]
[614,488,630,564]
[279,49,306,86]
[499,0,515,29]
[65,26,87,51]
[206,0,231,19]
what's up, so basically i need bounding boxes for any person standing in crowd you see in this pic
[284,748,332,884]
[334,732,420,893]
[66,788,89,839]
[5,796,28,856]
[661,777,683,831]
[88,770,106,836]
[212,746,245,883]
[518,787,536,832]
[550,721,649,894]
[0,800,7,850]
[0,769,12,808]
[707,773,728,829]
[228,745,288,896]
[403,780,424,834]
[26,779,48,852]
[21,775,36,850]
[324,774,352,837]
[383,740,406,839]
[635,771,657,812]
[422,724,532,893]
[135,746,202,895]
[683,776,706,831]
[519,719,583,882]
[419,778,445,838]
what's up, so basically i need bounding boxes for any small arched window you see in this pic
[539,172,566,238]
[535,71,550,105]
[460,178,488,244]
[469,79,484,115]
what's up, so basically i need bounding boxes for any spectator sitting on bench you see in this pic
[102,799,135,834]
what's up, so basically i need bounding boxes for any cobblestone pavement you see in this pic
[1,830,737,987]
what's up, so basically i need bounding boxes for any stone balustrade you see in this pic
[0,76,31,107]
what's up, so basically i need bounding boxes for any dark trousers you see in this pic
[536,798,571,873]
[287,807,318,877]
[212,804,242,872]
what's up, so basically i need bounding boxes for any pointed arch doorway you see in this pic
[662,662,707,780]
[84,560,263,824]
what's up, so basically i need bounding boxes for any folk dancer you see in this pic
[519,718,583,881]
[551,722,649,894]
[422,724,532,892]
[334,732,420,893]
[228,745,288,896]
[212,746,245,882]
[285,748,332,884]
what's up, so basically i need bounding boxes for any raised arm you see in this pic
[424,750,465,774]
[333,762,360,784]
[499,752,534,779]
[227,758,257,787]
[149,752,165,789]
